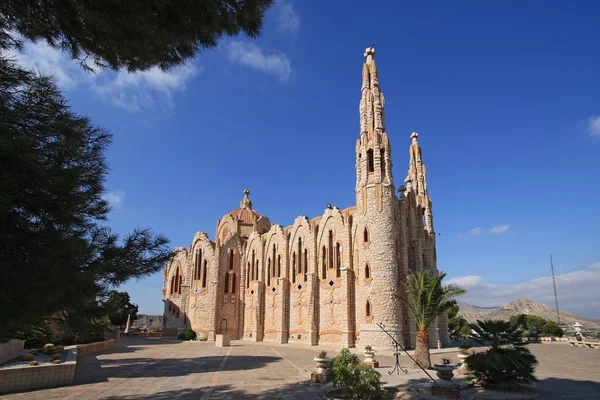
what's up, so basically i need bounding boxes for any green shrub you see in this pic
[21,353,35,361]
[177,332,186,340]
[465,320,538,386]
[45,346,56,355]
[54,345,65,353]
[329,348,384,400]
[14,326,49,348]
[51,353,62,361]
[183,328,196,341]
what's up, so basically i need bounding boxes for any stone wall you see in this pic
[0,348,76,394]
[0,340,24,365]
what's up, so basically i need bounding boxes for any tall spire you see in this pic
[406,132,434,234]
[356,46,394,213]
[360,46,386,142]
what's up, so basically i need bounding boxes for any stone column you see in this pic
[341,266,355,348]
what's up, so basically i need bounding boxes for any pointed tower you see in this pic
[354,46,403,351]
[405,132,436,270]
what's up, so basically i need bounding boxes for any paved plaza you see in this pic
[2,338,599,399]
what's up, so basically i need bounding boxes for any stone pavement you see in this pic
[1,338,598,399]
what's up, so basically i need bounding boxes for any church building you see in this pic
[161,47,450,351]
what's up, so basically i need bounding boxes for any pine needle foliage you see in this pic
[0,0,275,72]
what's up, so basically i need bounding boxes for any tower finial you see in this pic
[240,188,252,209]
[364,46,375,59]
[411,132,419,141]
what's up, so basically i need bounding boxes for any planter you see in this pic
[432,364,457,382]
[311,357,331,383]
[362,350,379,368]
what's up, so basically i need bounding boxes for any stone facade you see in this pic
[162,47,450,352]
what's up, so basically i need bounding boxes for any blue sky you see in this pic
[10,1,600,318]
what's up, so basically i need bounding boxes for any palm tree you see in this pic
[465,320,538,387]
[396,269,466,368]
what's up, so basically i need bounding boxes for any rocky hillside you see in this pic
[130,314,163,331]
[459,298,600,329]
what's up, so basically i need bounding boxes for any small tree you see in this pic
[105,291,139,328]
[447,300,470,340]
[396,269,466,369]
[465,320,538,387]
[329,348,384,400]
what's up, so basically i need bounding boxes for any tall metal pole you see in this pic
[550,253,561,325]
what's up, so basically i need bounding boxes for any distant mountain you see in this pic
[458,298,600,330]
[456,300,498,313]
[131,314,163,330]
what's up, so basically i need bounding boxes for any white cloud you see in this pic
[102,191,125,209]
[456,233,465,239]
[469,227,482,236]
[587,116,600,138]
[447,263,600,318]
[276,0,300,36]
[5,39,86,89]
[7,39,198,111]
[490,225,510,234]
[227,41,293,82]
[446,275,482,289]
[92,63,200,111]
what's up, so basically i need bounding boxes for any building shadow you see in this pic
[101,382,325,400]
[75,355,282,385]
[533,377,600,399]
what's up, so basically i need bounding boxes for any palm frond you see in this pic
[395,268,466,331]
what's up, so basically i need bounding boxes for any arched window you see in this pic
[255,260,259,282]
[247,262,250,288]
[202,260,208,288]
[267,258,271,286]
[251,250,255,281]
[297,238,302,275]
[304,249,308,282]
[272,245,276,277]
[228,249,234,270]
[277,255,281,278]
[380,149,386,176]
[194,249,202,280]
[365,264,370,279]
[292,252,296,283]
[232,273,236,294]
[367,149,374,172]
[321,246,327,279]
[169,277,174,294]
[366,300,371,317]
[224,272,229,293]
[328,230,333,269]
[363,227,369,243]
[336,243,341,278]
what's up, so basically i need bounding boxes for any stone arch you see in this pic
[262,224,288,342]
[287,216,314,282]
[216,232,245,338]
[315,207,351,344]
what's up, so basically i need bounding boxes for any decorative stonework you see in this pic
[161,47,449,352]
